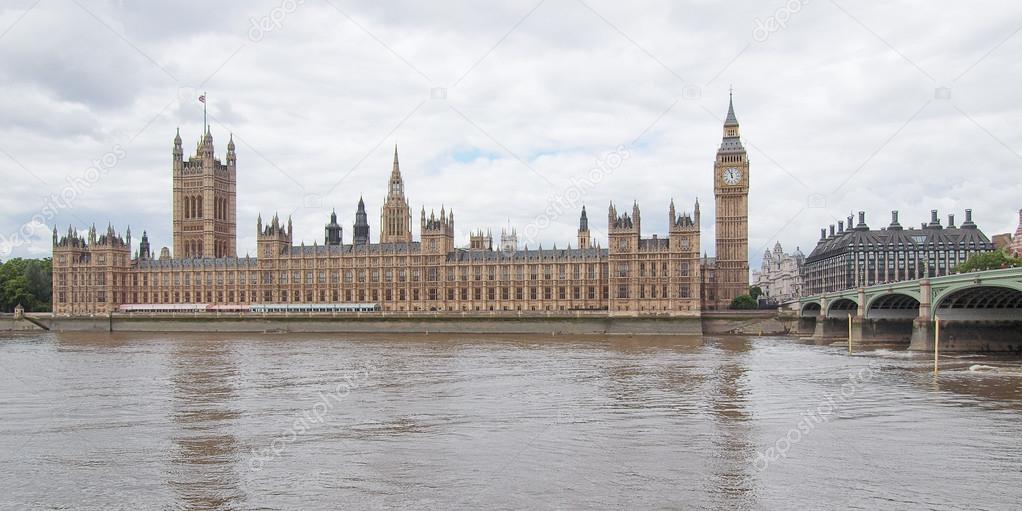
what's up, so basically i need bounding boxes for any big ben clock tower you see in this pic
[712,92,750,308]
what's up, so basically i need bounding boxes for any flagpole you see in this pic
[203,91,207,130]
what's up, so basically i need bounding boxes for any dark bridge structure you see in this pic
[797,268,1022,352]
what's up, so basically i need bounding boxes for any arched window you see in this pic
[197,196,203,218]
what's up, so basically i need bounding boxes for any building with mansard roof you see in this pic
[801,209,994,296]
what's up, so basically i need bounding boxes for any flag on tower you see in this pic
[199,92,208,129]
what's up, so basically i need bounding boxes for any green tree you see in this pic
[0,257,52,312]
[730,294,758,310]
[954,249,1022,273]
[748,286,763,300]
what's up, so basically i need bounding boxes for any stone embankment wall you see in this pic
[38,314,705,336]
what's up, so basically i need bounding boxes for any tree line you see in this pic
[0,258,52,312]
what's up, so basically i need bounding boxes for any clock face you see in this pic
[722,167,742,185]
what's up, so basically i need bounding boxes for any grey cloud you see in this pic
[1,0,1021,268]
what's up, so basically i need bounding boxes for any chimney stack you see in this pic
[838,220,844,233]
[889,210,902,230]
[948,213,955,228]
[962,208,977,229]
[829,225,835,237]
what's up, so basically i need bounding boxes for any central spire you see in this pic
[388,144,405,199]
[381,144,412,243]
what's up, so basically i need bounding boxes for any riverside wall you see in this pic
[3,311,794,337]
[31,313,708,336]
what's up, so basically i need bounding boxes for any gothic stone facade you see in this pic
[52,101,748,316]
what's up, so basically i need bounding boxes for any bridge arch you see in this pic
[800,301,822,318]
[864,293,920,320]
[826,298,858,318]
[932,284,1022,321]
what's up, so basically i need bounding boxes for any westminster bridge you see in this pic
[797,267,1022,352]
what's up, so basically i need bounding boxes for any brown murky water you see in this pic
[1,332,1020,510]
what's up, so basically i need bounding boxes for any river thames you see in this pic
[1,332,1020,510]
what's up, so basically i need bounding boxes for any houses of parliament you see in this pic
[51,98,751,316]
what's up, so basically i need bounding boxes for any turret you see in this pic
[609,201,640,255]
[500,225,518,253]
[227,133,236,166]
[353,196,370,245]
[324,209,343,246]
[632,201,641,234]
[200,127,214,158]
[257,212,292,258]
[669,198,700,263]
[138,231,151,260]
[173,127,183,163]
[421,206,455,254]
[469,229,493,251]
[577,206,591,249]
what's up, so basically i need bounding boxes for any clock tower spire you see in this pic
[711,92,750,309]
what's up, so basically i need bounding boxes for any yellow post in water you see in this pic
[847,313,853,354]
[934,315,941,373]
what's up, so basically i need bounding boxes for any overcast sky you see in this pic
[2,0,1020,269]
